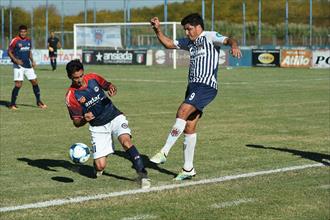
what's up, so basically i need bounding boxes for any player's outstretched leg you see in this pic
[150,118,186,164]
[126,145,151,189]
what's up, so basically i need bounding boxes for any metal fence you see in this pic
[1,0,329,50]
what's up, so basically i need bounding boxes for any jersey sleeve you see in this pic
[87,73,111,90]
[8,37,18,52]
[174,38,190,51]
[65,89,83,120]
[206,31,228,46]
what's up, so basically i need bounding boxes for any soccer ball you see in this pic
[69,143,91,164]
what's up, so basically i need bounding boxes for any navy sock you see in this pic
[126,145,147,174]
[32,85,41,103]
[10,86,20,105]
[54,59,57,69]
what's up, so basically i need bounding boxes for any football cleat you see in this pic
[138,172,151,189]
[150,151,167,164]
[8,104,18,110]
[93,169,103,178]
[174,168,196,181]
[37,101,47,109]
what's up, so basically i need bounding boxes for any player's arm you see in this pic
[66,91,95,128]
[57,40,62,49]
[8,49,23,65]
[29,50,36,68]
[150,17,176,49]
[223,37,242,58]
[72,112,95,127]
[8,39,23,65]
[90,73,117,97]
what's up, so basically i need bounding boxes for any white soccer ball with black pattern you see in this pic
[69,143,91,164]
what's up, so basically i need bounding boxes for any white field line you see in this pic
[319,184,330,189]
[121,214,158,220]
[211,198,255,209]
[0,163,324,213]
[111,78,328,85]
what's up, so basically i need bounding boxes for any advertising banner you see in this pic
[32,49,82,65]
[252,49,280,67]
[281,50,312,68]
[0,49,82,65]
[82,49,147,65]
[312,50,330,68]
[153,49,228,67]
[76,26,122,48]
[0,50,11,65]
[228,49,252,67]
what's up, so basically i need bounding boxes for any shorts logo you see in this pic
[78,96,86,103]
[91,142,96,153]
[188,92,195,101]
[216,32,223,38]
[121,123,128,129]
[171,128,180,137]
[94,86,99,92]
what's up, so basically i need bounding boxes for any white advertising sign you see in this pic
[312,50,330,68]
[76,26,122,48]
[32,49,82,65]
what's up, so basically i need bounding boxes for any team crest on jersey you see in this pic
[18,43,22,48]
[78,96,86,104]
[94,86,99,92]
[171,128,180,137]
[121,123,128,129]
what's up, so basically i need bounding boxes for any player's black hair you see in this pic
[18,25,28,31]
[66,59,84,79]
[181,13,204,30]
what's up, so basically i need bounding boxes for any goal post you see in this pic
[73,22,180,69]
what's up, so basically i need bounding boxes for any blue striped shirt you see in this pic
[174,31,227,90]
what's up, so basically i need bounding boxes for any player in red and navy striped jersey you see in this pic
[65,59,150,189]
[8,25,47,110]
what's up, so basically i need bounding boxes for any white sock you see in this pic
[161,118,187,156]
[183,133,197,171]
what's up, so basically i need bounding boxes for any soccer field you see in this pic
[0,65,329,220]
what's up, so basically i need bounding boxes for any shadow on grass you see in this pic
[0,100,38,108]
[246,144,330,166]
[114,150,177,177]
[0,100,10,107]
[17,157,135,182]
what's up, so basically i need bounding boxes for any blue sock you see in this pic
[32,85,41,103]
[126,145,147,174]
[11,86,20,105]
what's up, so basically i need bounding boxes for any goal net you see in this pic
[73,22,182,68]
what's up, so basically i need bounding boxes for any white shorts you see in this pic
[13,66,37,81]
[89,114,131,159]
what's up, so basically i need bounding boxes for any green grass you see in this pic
[0,65,329,219]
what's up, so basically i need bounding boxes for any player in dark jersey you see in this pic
[8,25,47,110]
[47,31,62,71]
[65,59,150,189]
[149,14,241,180]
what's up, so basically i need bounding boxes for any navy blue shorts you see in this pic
[184,83,218,112]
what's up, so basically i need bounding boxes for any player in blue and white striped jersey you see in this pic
[150,13,241,180]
